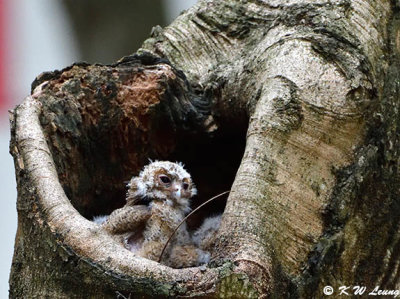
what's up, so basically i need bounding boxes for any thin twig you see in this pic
[158,190,230,263]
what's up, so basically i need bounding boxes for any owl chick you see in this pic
[101,161,209,268]
[192,214,222,253]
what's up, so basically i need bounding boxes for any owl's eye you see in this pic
[182,182,189,190]
[159,175,171,184]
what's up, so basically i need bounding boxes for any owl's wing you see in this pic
[126,195,152,206]
[126,177,148,206]
[102,205,151,234]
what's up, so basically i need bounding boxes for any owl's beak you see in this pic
[172,183,181,200]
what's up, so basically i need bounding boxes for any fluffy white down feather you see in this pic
[92,215,108,224]
[192,214,222,247]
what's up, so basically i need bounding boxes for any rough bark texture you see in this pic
[9,0,400,298]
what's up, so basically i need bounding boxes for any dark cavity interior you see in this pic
[41,64,248,229]
[83,125,246,230]
[168,125,247,229]
[53,115,247,230]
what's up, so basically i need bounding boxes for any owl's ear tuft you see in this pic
[176,161,185,168]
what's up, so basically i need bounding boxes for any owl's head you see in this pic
[127,161,197,210]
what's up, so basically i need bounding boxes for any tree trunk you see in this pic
[9,0,400,298]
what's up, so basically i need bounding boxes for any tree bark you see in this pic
[9,0,400,298]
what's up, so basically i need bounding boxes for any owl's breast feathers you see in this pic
[143,201,190,243]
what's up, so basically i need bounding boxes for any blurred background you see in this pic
[0,0,196,296]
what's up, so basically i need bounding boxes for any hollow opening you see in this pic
[78,122,248,230]
[42,93,249,231]
[38,60,248,231]
[32,56,250,271]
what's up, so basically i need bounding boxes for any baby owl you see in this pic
[98,161,210,268]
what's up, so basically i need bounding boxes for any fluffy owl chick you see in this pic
[102,161,207,268]
[192,214,222,252]
[126,161,196,212]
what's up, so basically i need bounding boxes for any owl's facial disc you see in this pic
[157,174,191,203]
